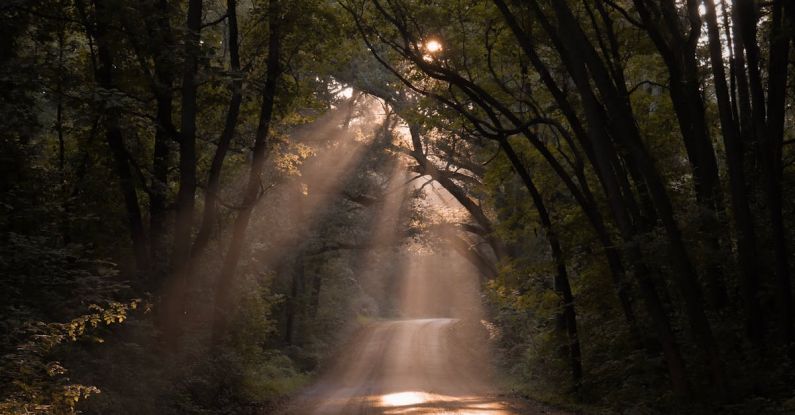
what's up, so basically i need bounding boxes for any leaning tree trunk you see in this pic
[493,0,641,344]
[631,0,729,310]
[193,0,244,257]
[546,1,728,396]
[499,138,583,387]
[406,123,505,265]
[212,0,282,343]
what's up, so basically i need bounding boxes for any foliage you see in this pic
[0,300,142,415]
[4,0,795,414]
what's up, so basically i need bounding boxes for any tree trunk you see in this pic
[173,0,203,267]
[149,0,176,274]
[212,0,281,343]
[285,253,304,345]
[631,0,730,309]
[56,30,69,245]
[541,0,726,396]
[406,123,505,264]
[194,0,245,257]
[494,0,641,342]
[89,0,149,270]
[764,0,792,344]
[703,0,765,346]
[500,138,582,387]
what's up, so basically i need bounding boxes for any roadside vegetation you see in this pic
[2,1,795,414]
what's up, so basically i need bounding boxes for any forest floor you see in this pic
[277,318,573,414]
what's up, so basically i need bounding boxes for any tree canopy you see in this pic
[1,0,795,413]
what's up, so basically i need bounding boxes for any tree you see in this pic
[213,0,283,343]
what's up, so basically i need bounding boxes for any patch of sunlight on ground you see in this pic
[374,391,510,414]
[380,391,427,407]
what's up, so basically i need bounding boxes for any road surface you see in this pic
[281,318,523,415]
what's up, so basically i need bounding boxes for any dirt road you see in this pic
[281,318,522,414]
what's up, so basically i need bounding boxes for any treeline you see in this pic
[0,0,416,413]
[3,0,795,413]
[342,0,795,412]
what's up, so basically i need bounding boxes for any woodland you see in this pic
[2,0,795,414]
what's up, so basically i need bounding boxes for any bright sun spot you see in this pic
[425,39,443,53]
[380,391,426,407]
[339,87,354,99]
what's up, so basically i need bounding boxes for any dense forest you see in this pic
[2,0,795,414]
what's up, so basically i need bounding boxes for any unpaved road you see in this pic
[281,318,527,414]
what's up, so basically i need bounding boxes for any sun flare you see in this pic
[425,39,443,53]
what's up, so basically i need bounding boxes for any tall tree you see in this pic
[213,0,283,342]
[81,0,149,269]
[193,0,245,257]
[173,0,203,267]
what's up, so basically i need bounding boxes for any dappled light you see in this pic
[3,0,795,414]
